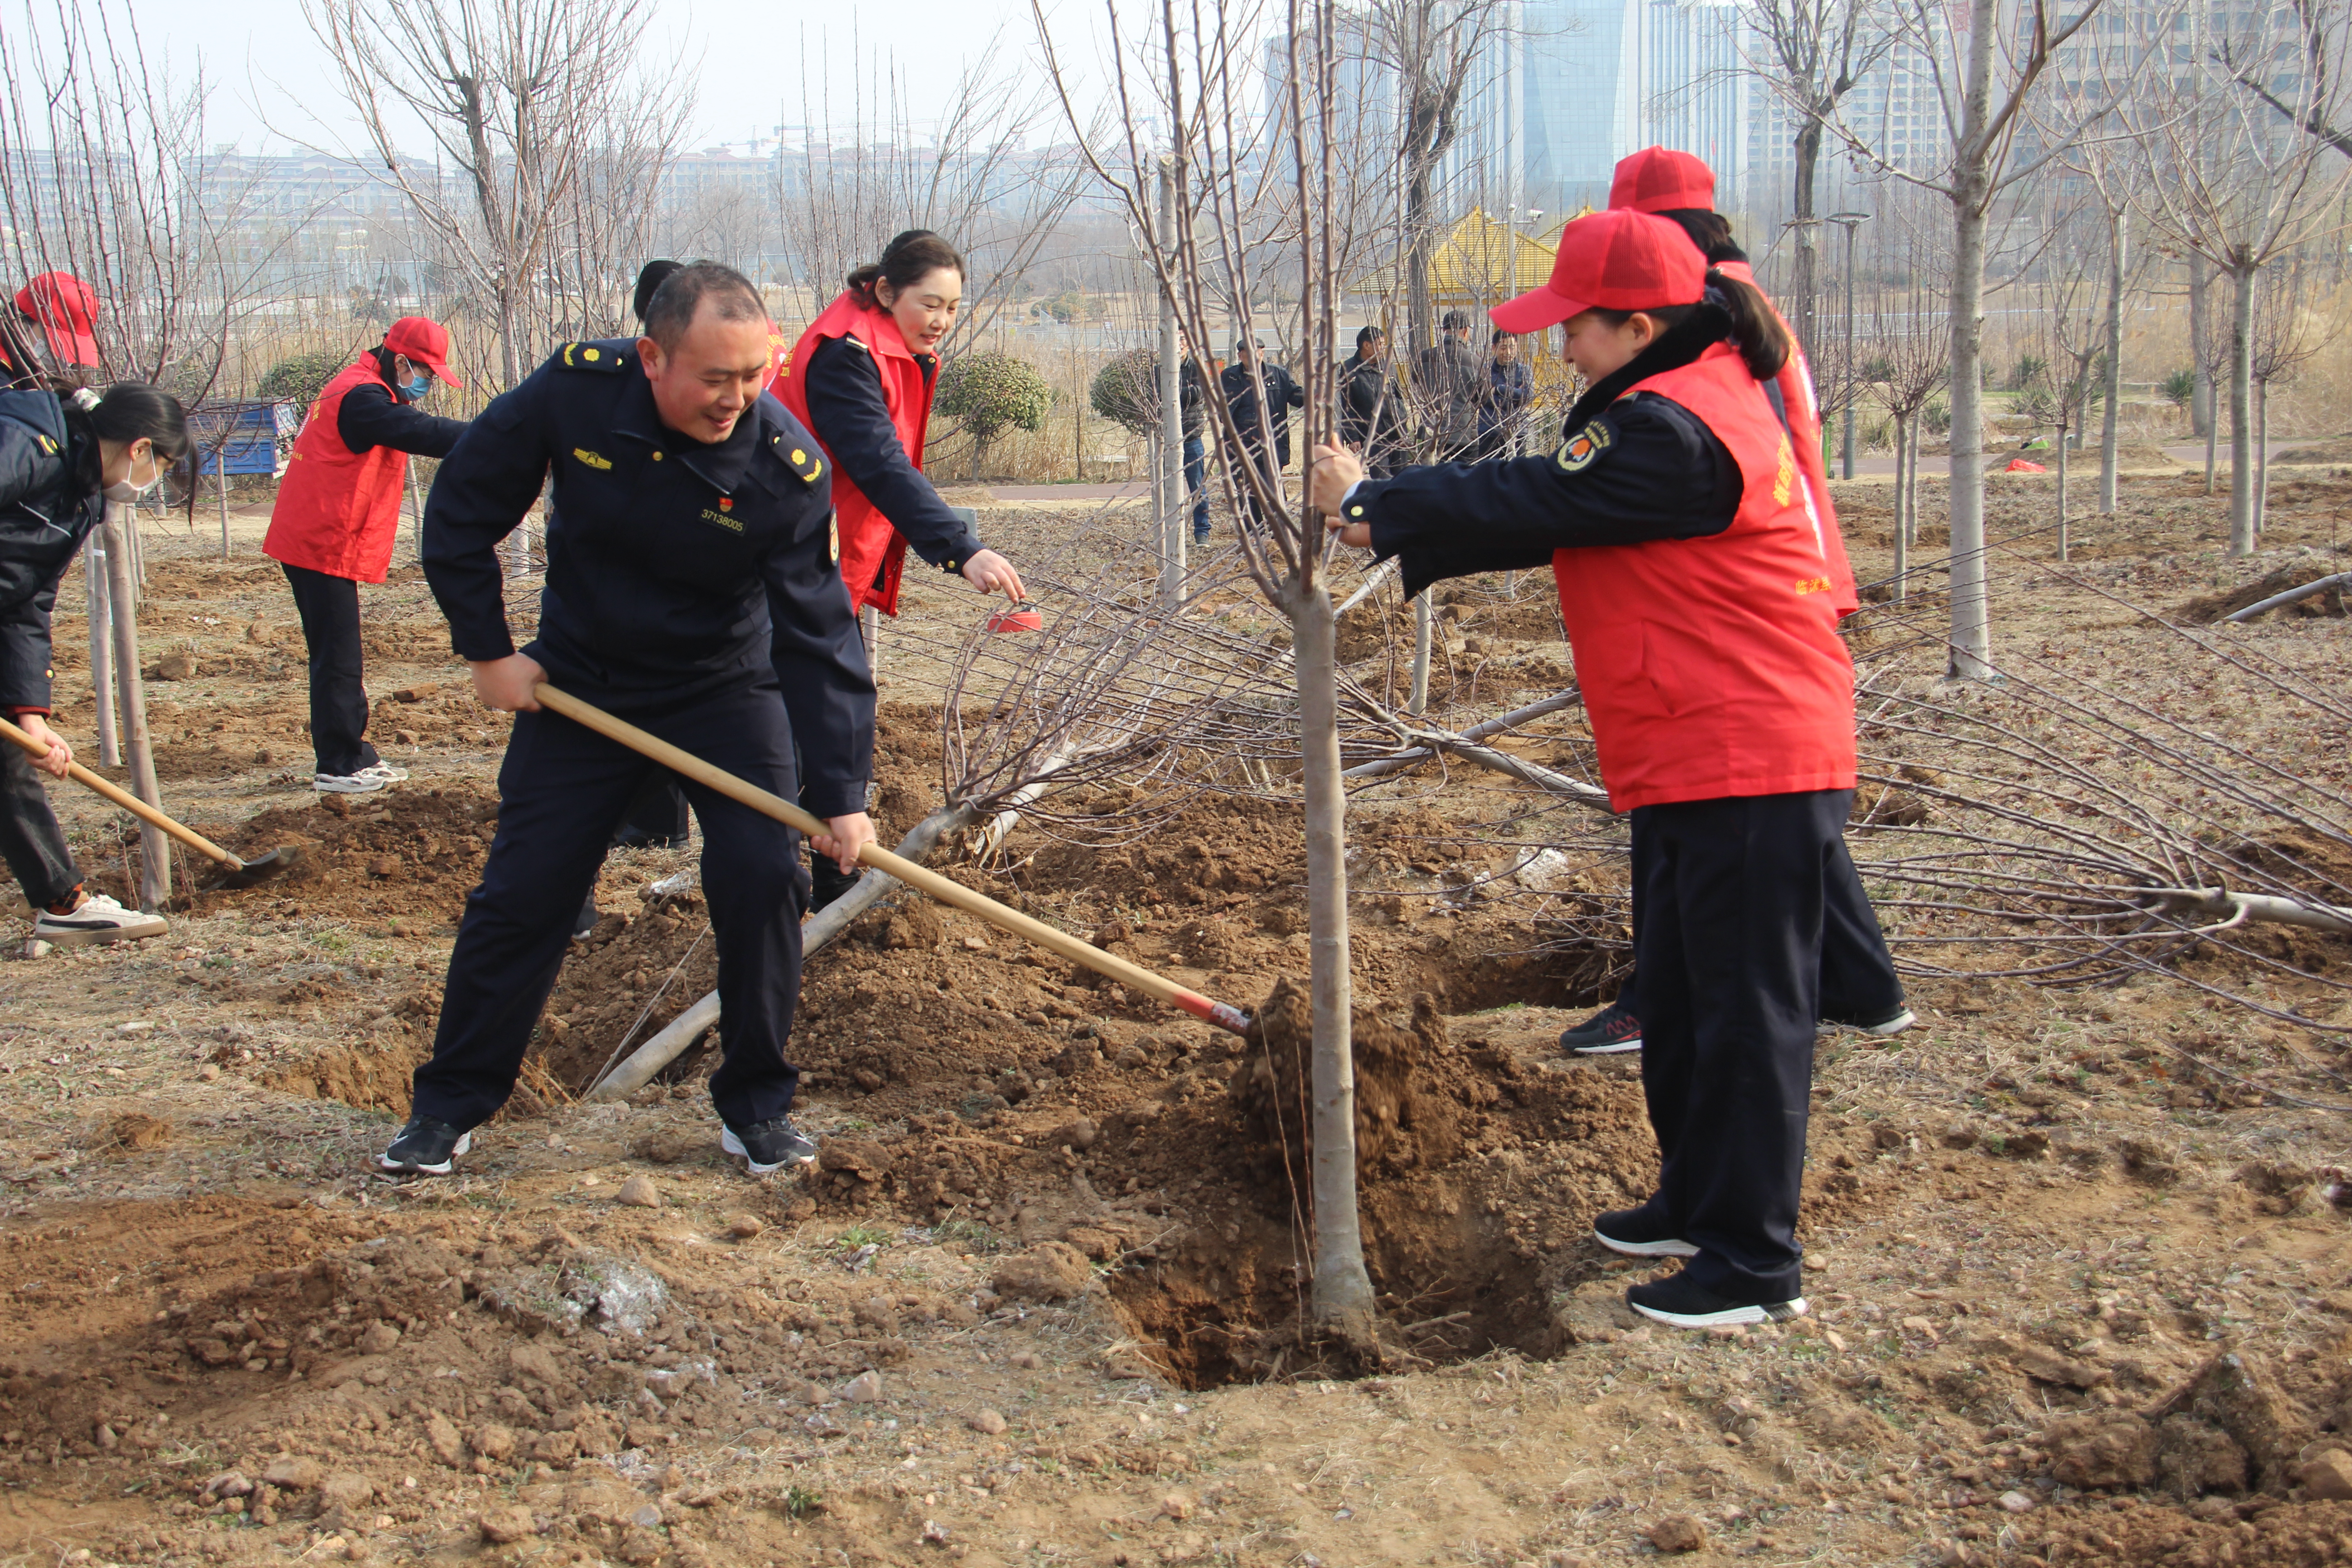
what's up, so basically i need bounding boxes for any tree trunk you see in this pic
[85,539,119,766]
[2055,421,2070,562]
[1408,592,1432,714]
[102,506,169,911]
[2254,377,2270,544]
[1405,166,1435,360]
[1947,183,1993,678]
[1284,577,1377,1348]
[2227,262,2255,557]
[1892,412,1911,601]
[1789,113,1823,358]
[2098,214,2124,513]
[2188,254,2212,439]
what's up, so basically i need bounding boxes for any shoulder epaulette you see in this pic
[558,342,628,373]
[765,429,824,485]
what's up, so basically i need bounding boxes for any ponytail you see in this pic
[846,229,965,309]
[1704,268,1792,382]
[60,382,189,485]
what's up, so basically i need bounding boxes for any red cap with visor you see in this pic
[1489,209,1709,334]
[13,272,100,368]
[1608,147,1717,215]
[382,315,465,388]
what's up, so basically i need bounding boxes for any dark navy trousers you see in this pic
[411,677,811,1132]
[1631,789,1851,1302]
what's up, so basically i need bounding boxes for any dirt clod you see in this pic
[614,1174,661,1208]
[968,1408,1007,1435]
[1646,1514,1707,1553]
[2045,1412,2160,1489]
[479,1505,539,1544]
[991,1242,1094,1302]
[2301,1450,2352,1500]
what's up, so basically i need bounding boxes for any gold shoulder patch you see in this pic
[559,342,627,373]
[33,433,56,455]
[828,512,840,564]
[769,431,824,485]
[1555,420,1614,474]
[572,447,612,470]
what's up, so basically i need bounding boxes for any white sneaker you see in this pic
[313,770,389,794]
[357,762,409,783]
[34,892,168,948]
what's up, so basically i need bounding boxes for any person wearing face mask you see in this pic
[779,230,1025,908]
[383,262,873,1180]
[1310,211,1856,1331]
[264,316,470,794]
[0,381,189,946]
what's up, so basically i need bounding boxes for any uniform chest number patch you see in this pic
[1556,421,1613,473]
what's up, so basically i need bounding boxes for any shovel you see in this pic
[531,683,1253,1038]
[0,716,295,891]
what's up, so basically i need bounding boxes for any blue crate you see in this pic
[190,399,300,478]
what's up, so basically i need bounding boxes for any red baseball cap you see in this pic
[382,315,464,388]
[1609,147,1717,215]
[13,272,100,368]
[1489,210,1708,333]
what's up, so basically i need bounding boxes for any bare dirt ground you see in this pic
[0,469,2347,1568]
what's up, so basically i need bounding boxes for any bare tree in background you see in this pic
[1838,0,2106,679]
[2029,215,2106,560]
[1741,0,1895,358]
[776,33,1088,349]
[2246,250,2340,539]
[2099,0,2352,558]
[1036,0,1382,1352]
[305,0,693,390]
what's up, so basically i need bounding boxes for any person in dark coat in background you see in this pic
[1338,326,1404,478]
[263,317,470,794]
[1218,338,1304,530]
[1180,333,1212,544]
[0,381,187,946]
[1415,308,1486,462]
[1477,330,1534,460]
[382,262,875,1181]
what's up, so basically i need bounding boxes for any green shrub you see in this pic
[2162,367,2197,410]
[257,348,356,408]
[936,352,1052,477]
[1089,349,1161,435]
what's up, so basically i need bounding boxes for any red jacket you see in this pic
[264,356,410,583]
[777,293,932,616]
[1553,342,1857,812]
[1715,259,1858,617]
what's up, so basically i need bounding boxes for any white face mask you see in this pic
[102,444,161,503]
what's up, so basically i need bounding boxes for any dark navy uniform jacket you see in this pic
[421,338,876,818]
[0,389,103,714]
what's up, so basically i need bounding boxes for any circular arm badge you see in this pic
[1555,419,1614,474]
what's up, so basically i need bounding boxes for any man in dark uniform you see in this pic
[378,261,876,1178]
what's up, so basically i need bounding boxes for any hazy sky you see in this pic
[152,0,1113,155]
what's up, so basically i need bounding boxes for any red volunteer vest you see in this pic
[263,356,412,583]
[1553,342,1857,813]
[1715,259,1857,617]
[778,293,934,617]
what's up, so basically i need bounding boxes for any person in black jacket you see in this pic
[1338,326,1403,478]
[1180,334,1211,544]
[381,262,875,1181]
[1415,309,1486,462]
[1218,339,1304,531]
[1476,331,1535,460]
[0,381,188,946]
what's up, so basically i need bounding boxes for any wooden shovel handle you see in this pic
[0,714,240,867]
[532,683,1252,1036]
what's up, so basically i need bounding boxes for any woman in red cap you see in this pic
[264,317,470,794]
[1309,210,1852,1330]
[1547,147,1910,1062]
[0,273,103,390]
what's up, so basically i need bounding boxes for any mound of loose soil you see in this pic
[218,782,504,926]
[2178,562,2350,623]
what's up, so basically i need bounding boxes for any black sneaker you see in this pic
[721,1117,818,1174]
[1825,1002,1917,1036]
[1627,1269,1807,1329]
[1559,998,1642,1056]
[377,1116,471,1176]
[573,896,599,942]
[1592,1201,1698,1258]
[808,858,862,913]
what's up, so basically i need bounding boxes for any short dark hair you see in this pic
[1491,328,1516,346]
[1441,309,1469,332]
[847,230,965,310]
[642,261,764,350]
[1355,325,1382,352]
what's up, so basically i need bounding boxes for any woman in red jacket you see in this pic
[1310,211,1852,1329]
[779,230,1024,620]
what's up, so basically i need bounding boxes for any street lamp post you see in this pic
[1827,212,1868,481]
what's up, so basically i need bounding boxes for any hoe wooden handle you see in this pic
[532,683,1251,1036]
[0,714,242,867]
